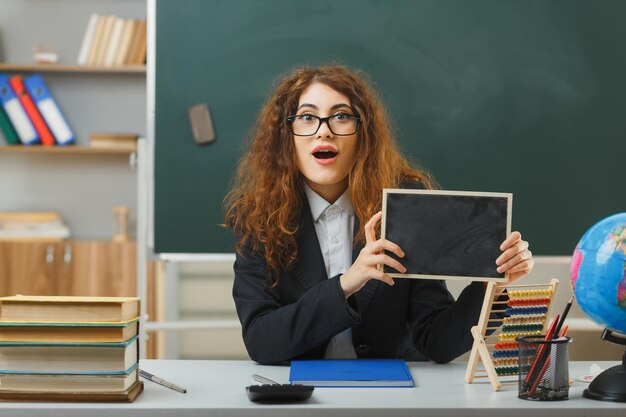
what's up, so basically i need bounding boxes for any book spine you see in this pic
[103,18,125,67]
[0,74,39,145]
[87,15,106,66]
[9,75,55,145]
[77,13,99,66]
[123,20,140,65]
[94,15,116,66]
[23,74,76,146]
[0,104,20,145]
[115,19,134,67]
[133,20,147,65]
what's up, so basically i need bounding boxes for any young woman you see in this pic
[225,65,534,365]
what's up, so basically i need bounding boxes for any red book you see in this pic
[9,75,55,145]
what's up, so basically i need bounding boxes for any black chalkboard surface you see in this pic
[381,189,511,281]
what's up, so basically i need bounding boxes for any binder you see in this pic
[0,74,39,145]
[289,359,414,387]
[24,74,76,145]
[9,75,55,145]
[0,104,20,145]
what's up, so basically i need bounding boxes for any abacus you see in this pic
[464,279,559,391]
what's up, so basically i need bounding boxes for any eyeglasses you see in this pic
[286,113,361,136]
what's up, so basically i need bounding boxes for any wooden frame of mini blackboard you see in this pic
[381,189,512,282]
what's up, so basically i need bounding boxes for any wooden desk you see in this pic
[0,360,624,416]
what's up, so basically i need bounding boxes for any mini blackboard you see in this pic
[381,189,512,282]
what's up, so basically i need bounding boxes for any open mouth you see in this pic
[312,149,338,159]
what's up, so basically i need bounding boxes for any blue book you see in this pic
[23,74,76,145]
[289,359,414,387]
[0,73,39,145]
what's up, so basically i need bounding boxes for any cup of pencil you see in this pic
[518,335,572,401]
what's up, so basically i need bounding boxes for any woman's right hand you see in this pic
[339,211,406,298]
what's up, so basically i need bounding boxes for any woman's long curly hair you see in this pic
[224,65,434,286]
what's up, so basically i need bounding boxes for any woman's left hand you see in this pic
[496,231,534,282]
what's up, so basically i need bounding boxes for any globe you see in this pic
[570,213,626,334]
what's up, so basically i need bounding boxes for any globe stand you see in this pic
[583,329,626,402]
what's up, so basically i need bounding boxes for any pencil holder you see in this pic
[517,335,572,401]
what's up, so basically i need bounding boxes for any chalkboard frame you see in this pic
[381,189,512,282]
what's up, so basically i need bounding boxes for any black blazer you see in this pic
[232,200,489,365]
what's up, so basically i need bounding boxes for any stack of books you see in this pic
[77,14,147,67]
[0,73,76,147]
[0,212,70,241]
[0,295,143,402]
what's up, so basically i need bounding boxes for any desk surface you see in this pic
[0,360,624,417]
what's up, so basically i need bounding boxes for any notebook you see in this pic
[289,359,414,387]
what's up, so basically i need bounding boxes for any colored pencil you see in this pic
[527,325,570,396]
[554,297,573,336]
[522,314,559,391]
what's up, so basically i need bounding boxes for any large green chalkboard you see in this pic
[154,0,626,255]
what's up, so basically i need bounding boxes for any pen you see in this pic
[140,369,187,393]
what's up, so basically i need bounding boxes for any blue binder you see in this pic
[23,74,76,145]
[289,359,414,387]
[0,73,39,145]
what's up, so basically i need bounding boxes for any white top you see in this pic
[304,184,357,359]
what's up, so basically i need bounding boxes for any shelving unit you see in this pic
[0,0,165,358]
[0,0,147,288]
[0,0,146,239]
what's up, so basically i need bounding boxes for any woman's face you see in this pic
[292,82,358,203]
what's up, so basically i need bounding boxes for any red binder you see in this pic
[9,75,55,145]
